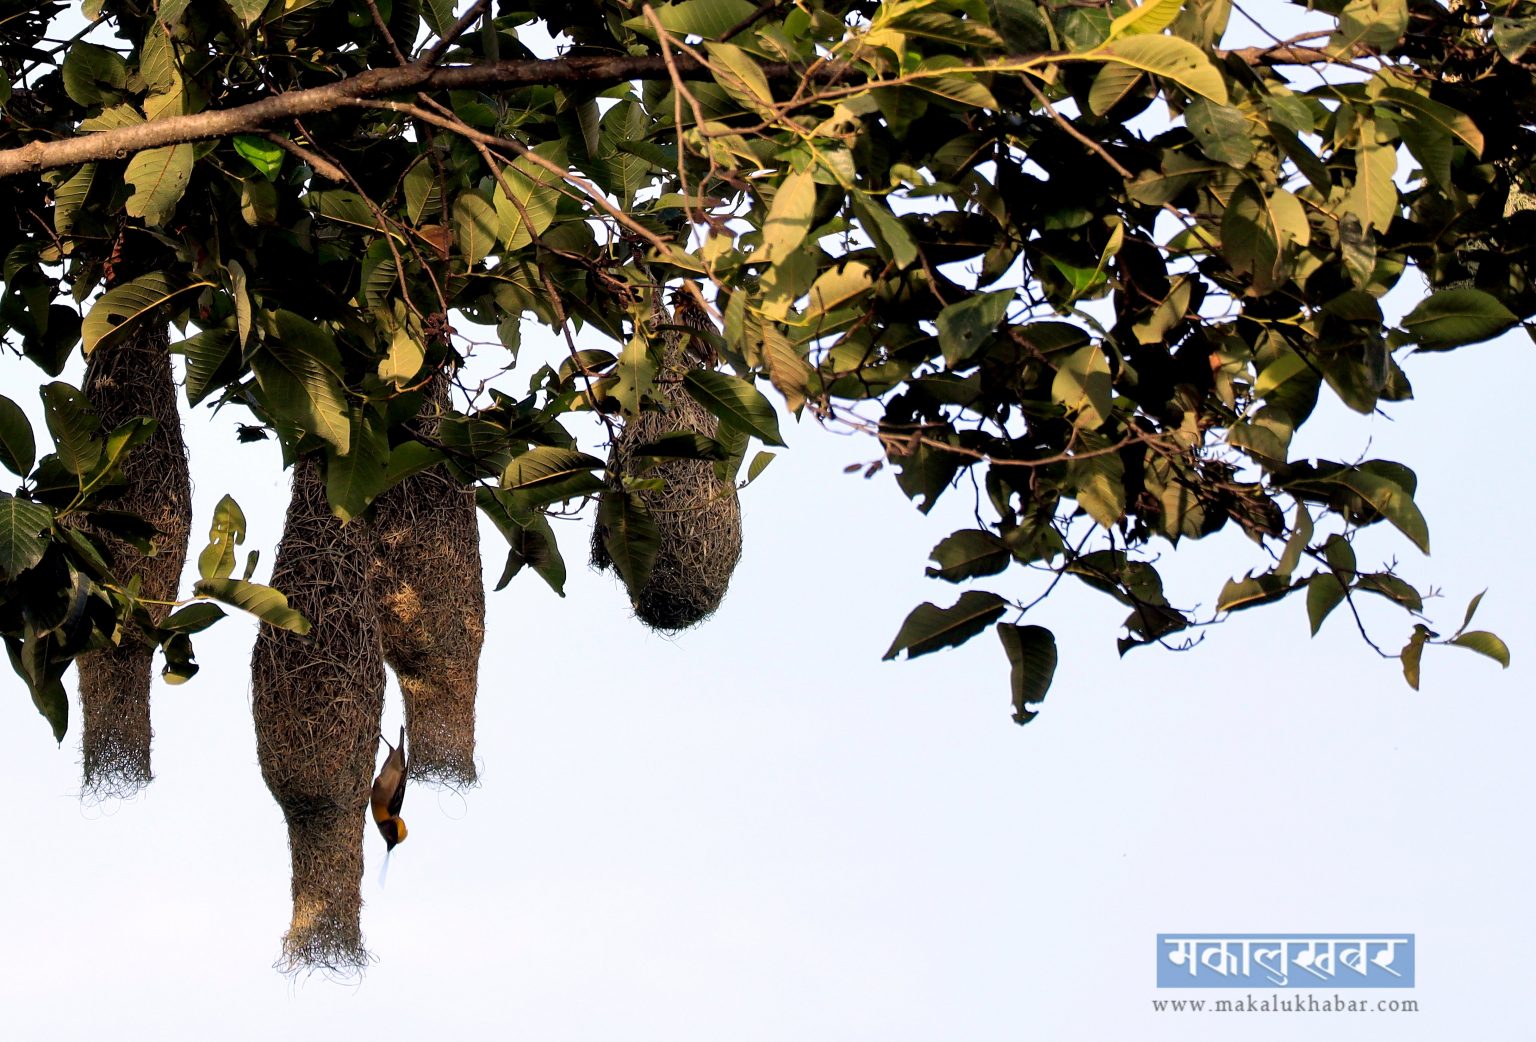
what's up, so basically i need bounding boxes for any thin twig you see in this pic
[421,0,493,66]
[262,131,347,182]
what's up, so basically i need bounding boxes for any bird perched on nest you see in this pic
[371,727,408,851]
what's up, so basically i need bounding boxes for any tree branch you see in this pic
[0,43,1352,181]
[0,55,827,179]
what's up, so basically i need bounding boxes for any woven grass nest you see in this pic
[251,455,384,976]
[592,289,743,631]
[369,372,485,788]
[76,321,192,800]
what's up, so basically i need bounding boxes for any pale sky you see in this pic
[5,5,1535,1040]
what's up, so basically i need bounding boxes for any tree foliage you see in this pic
[1,0,1526,737]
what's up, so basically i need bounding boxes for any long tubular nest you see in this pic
[76,321,192,800]
[593,289,743,631]
[369,371,485,788]
[251,456,384,977]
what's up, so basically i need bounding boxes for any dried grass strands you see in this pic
[369,372,484,787]
[593,289,743,631]
[77,321,192,799]
[251,456,384,975]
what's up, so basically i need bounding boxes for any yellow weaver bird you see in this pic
[371,726,408,851]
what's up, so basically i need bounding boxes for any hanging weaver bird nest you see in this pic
[251,456,384,976]
[369,371,484,788]
[592,288,743,631]
[76,322,192,800]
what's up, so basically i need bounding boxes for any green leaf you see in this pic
[82,273,208,355]
[1086,34,1229,106]
[172,330,240,407]
[403,157,442,225]
[54,163,97,237]
[251,312,351,455]
[1357,571,1423,612]
[926,529,1011,583]
[0,394,36,478]
[850,191,918,269]
[61,41,126,106]
[804,261,875,322]
[308,189,384,232]
[759,166,817,265]
[612,331,657,417]
[883,590,1008,661]
[233,135,284,180]
[377,327,425,387]
[0,492,52,580]
[7,633,69,743]
[160,602,227,634]
[1222,181,1308,294]
[1401,289,1519,351]
[325,410,390,522]
[597,490,661,596]
[1400,622,1431,690]
[1051,344,1113,428]
[683,370,786,446]
[228,258,253,348]
[197,494,247,580]
[1087,61,1144,117]
[997,623,1057,725]
[40,382,101,476]
[1324,533,1357,578]
[502,446,605,491]
[1493,15,1536,62]
[1275,502,1313,580]
[705,41,775,114]
[1067,447,1125,529]
[914,57,998,110]
[492,144,566,250]
[1346,134,1398,233]
[1186,99,1255,167]
[123,144,193,228]
[1217,572,1295,612]
[421,0,457,35]
[1447,631,1511,669]
[1330,0,1408,55]
[384,441,446,488]
[225,0,267,28]
[624,0,758,40]
[193,578,311,634]
[1253,350,1308,399]
[1457,590,1486,635]
[1306,572,1346,635]
[1334,465,1430,554]
[497,513,567,596]
[1107,0,1186,40]
[160,632,198,685]
[452,190,499,264]
[937,290,1013,366]
[743,450,775,486]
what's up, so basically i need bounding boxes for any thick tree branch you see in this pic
[0,54,818,179]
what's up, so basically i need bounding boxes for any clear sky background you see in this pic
[5,5,1535,1041]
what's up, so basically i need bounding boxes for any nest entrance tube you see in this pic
[369,372,485,788]
[593,290,743,631]
[252,456,384,975]
[76,321,192,800]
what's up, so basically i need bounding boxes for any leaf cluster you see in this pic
[1,0,1527,735]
